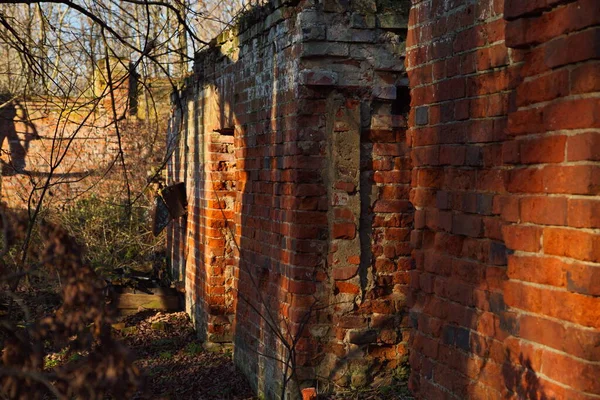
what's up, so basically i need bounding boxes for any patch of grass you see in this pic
[393,356,410,382]
[184,342,203,356]
[55,196,166,278]
[153,338,175,347]
[158,351,173,360]
[68,353,83,363]
[379,385,394,396]
[44,356,61,369]
[44,348,68,369]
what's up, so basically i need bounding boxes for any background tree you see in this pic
[0,1,248,398]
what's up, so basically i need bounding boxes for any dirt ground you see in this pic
[2,285,411,400]
[114,310,255,400]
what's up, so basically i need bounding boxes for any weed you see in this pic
[153,338,175,347]
[44,355,61,369]
[54,196,166,279]
[392,355,411,382]
[184,342,203,356]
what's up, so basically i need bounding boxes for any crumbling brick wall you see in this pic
[0,60,171,209]
[168,0,599,398]
[407,0,600,398]
[166,0,412,397]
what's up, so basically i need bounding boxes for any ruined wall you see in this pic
[0,64,171,210]
[166,0,411,397]
[168,0,600,398]
[407,0,600,398]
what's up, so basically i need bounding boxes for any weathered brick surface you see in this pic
[1,66,171,209]
[166,0,600,398]
[407,0,600,398]
[166,1,412,398]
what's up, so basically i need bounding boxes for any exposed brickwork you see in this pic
[0,61,171,209]
[407,0,600,399]
[166,0,411,397]
[167,0,600,398]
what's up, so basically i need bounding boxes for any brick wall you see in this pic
[407,0,600,398]
[0,63,171,209]
[166,0,412,397]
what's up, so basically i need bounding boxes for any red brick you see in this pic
[503,0,559,21]
[335,281,360,294]
[568,198,600,228]
[333,266,359,281]
[571,61,600,94]
[493,195,520,222]
[410,188,436,208]
[374,170,411,184]
[443,168,476,190]
[476,44,509,71]
[543,227,600,263]
[334,181,356,193]
[462,238,492,265]
[385,228,411,241]
[567,132,600,162]
[502,140,521,164]
[434,232,464,257]
[411,146,440,167]
[544,98,600,131]
[483,216,503,241]
[290,211,328,225]
[520,196,567,225]
[373,143,408,156]
[372,158,394,171]
[541,350,600,394]
[412,332,439,360]
[439,145,466,166]
[373,200,412,213]
[332,223,356,240]
[452,214,483,238]
[334,207,355,221]
[567,262,600,296]
[476,169,505,192]
[507,167,544,193]
[285,278,317,295]
[508,107,544,136]
[544,26,600,69]
[301,388,317,400]
[503,224,542,252]
[542,165,600,195]
[506,0,600,48]
[417,168,444,188]
[467,68,519,97]
[505,280,600,328]
[517,314,599,362]
[518,45,548,78]
[507,254,566,287]
[365,129,396,143]
[425,209,452,232]
[516,69,569,107]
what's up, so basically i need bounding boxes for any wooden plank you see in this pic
[113,286,179,296]
[115,293,180,311]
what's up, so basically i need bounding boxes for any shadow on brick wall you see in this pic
[408,1,600,398]
[0,94,38,175]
